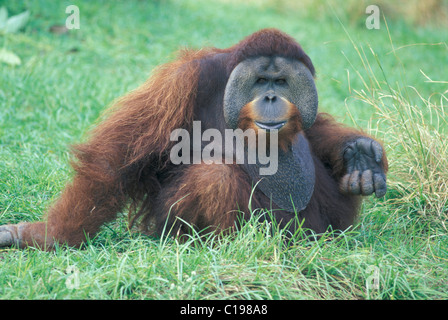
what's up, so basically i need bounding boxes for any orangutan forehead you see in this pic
[239,56,304,75]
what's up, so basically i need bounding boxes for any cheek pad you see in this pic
[285,62,318,130]
[223,61,258,129]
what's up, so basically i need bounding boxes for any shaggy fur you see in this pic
[4,28,387,249]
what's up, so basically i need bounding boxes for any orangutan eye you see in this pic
[275,79,286,85]
[256,78,268,84]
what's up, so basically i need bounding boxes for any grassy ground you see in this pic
[0,0,447,300]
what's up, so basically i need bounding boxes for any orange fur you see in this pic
[237,100,302,152]
[15,48,217,248]
[152,163,257,237]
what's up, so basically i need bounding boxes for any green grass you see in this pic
[1,0,447,300]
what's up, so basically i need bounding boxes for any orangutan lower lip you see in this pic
[254,121,286,131]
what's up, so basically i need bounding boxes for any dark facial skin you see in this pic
[223,56,318,132]
[251,70,292,130]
